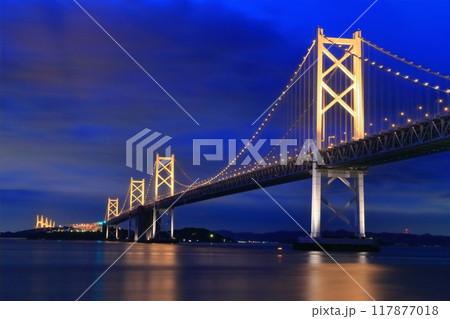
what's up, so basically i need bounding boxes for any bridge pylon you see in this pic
[153,153,175,239]
[129,178,145,210]
[315,27,364,149]
[105,197,119,240]
[311,27,367,238]
[154,154,174,200]
[127,177,146,241]
[35,215,43,228]
[310,163,366,238]
[35,215,55,228]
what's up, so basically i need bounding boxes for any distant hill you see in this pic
[216,230,299,243]
[0,229,48,238]
[3,228,450,246]
[0,229,104,240]
[0,227,235,243]
[216,229,450,246]
[175,228,235,243]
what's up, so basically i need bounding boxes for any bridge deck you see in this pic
[108,115,450,225]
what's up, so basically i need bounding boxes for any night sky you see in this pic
[1,0,449,235]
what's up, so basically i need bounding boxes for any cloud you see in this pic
[1,0,449,234]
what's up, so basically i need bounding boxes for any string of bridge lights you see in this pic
[125,114,450,199]
[226,101,317,175]
[221,106,314,178]
[126,36,450,198]
[174,179,192,188]
[287,40,317,86]
[252,40,317,125]
[212,40,317,180]
[143,162,156,204]
[192,41,318,187]
[322,35,450,94]
[175,158,195,182]
[224,106,450,179]
[371,102,448,128]
[219,106,450,177]
[214,36,450,179]
[362,39,450,80]
[118,183,131,214]
[220,117,316,178]
[143,96,449,194]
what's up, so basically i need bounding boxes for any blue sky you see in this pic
[0,0,449,234]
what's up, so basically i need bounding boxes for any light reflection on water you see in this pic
[304,251,381,301]
[0,239,449,301]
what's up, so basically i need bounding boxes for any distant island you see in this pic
[2,227,450,246]
[0,227,234,243]
[216,229,450,247]
[0,228,104,241]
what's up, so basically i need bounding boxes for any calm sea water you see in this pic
[0,238,449,301]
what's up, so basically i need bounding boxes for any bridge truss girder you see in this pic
[324,115,450,166]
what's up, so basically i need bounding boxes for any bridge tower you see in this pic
[154,154,174,200]
[105,197,119,239]
[310,28,366,238]
[128,178,147,241]
[153,153,175,239]
[315,27,364,149]
[129,178,145,209]
[35,215,56,228]
[35,215,44,229]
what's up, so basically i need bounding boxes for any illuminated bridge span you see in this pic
[105,28,450,241]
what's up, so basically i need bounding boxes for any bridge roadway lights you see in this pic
[310,162,367,238]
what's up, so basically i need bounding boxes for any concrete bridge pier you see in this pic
[170,209,174,239]
[151,207,175,239]
[132,206,153,241]
[133,214,139,242]
[310,163,367,238]
[105,224,119,240]
[152,206,158,238]
[127,217,134,241]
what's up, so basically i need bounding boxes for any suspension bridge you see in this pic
[104,28,450,242]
